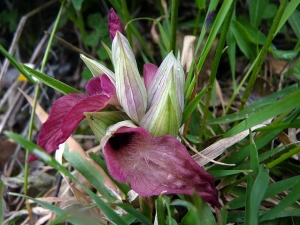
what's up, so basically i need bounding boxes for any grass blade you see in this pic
[23,65,80,95]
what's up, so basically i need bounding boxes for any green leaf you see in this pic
[209,169,252,178]
[63,145,120,202]
[288,9,300,39]
[10,193,99,225]
[71,0,83,10]
[228,175,300,209]
[156,196,166,225]
[196,0,206,9]
[263,3,278,19]
[227,16,237,91]
[224,88,300,138]
[23,65,80,95]
[182,85,207,124]
[208,104,268,124]
[231,20,256,59]
[87,13,103,29]
[0,45,36,83]
[276,0,300,34]
[238,17,268,45]
[4,132,127,225]
[111,203,153,225]
[271,49,299,61]
[246,166,270,225]
[260,178,300,222]
[249,0,268,27]
[214,107,300,168]
[82,66,93,80]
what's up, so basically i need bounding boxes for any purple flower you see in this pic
[30,9,220,207]
[108,8,123,41]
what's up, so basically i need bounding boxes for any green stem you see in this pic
[122,0,133,48]
[24,0,65,206]
[239,0,288,111]
[193,8,202,36]
[169,0,179,53]
[267,145,300,169]
[199,0,236,142]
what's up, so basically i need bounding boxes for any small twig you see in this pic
[44,31,95,59]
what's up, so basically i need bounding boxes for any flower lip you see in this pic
[102,122,220,207]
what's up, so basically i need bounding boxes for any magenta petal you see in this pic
[86,75,119,106]
[103,127,220,207]
[108,8,123,41]
[28,93,110,162]
[143,63,158,91]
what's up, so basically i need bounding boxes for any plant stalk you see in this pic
[199,0,236,142]
[24,1,65,224]
[169,0,179,53]
[239,0,288,111]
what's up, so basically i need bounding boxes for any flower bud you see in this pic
[112,32,147,124]
[140,52,185,137]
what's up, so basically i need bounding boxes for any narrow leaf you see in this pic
[23,65,80,95]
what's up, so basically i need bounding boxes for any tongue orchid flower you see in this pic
[29,8,220,207]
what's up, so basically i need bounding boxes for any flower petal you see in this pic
[112,32,147,124]
[143,63,158,91]
[140,53,184,137]
[80,54,116,85]
[29,93,111,162]
[108,8,123,41]
[147,52,185,110]
[86,75,119,106]
[102,124,220,207]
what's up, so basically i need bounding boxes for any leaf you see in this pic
[156,196,166,225]
[288,9,300,39]
[182,85,207,123]
[276,0,300,34]
[245,166,270,225]
[224,88,300,138]
[260,178,300,222]
[0,45,36,83]
[10,193,99,225]
[231,20,256,59]
[23,65,80,95]
[63,143,121,202]
[71,0,83,10]
[249,0,269,27]
[209,170,252,178]
[111,203,153,225]
[4,132,128,225]
[228,175,300,209]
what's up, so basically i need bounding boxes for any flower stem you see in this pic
[169,0,179,53]
[24,1,65,224]
[239,0,288,111]
[199,0,236,142]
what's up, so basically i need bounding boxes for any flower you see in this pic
[29,9,220,207]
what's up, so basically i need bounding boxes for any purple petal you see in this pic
[86,75,119,106]
[103,126,220,207]
[108,8,123,41]
[27,93,111,162]
[143,63,158,91]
